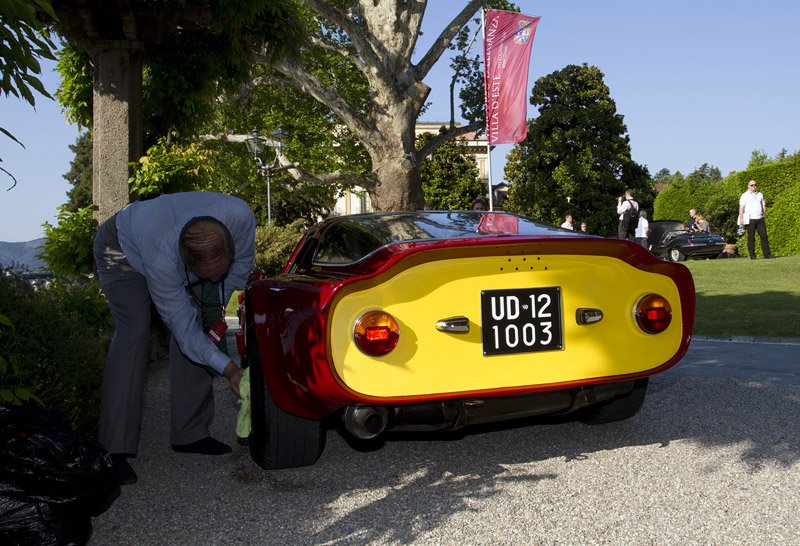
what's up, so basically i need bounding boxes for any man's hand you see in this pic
[222,361,245,397]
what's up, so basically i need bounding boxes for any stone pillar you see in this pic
[91,44,143,225]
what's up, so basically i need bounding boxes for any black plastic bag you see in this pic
[0,403,120,545]
[0,497,92,545]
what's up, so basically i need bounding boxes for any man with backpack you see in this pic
[616,189,639,241]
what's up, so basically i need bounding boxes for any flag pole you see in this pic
[481,8,494,211]
[486,144,494,211]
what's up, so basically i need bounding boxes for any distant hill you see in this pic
[0,238,47,271]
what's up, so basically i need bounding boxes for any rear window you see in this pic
[312,212,569,265]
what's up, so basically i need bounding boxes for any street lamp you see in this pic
[245,127,288,224]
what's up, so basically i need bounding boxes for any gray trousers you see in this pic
[93,216,215,455]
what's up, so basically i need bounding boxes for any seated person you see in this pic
[695,214,710,233]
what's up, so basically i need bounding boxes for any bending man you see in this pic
[93,192,256,485]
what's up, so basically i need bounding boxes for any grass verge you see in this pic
[683,254,800,339]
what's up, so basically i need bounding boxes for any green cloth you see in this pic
[236,366,251,440]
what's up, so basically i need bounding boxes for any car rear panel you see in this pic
[328,244,689,399]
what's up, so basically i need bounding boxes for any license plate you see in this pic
[480,287,563,356]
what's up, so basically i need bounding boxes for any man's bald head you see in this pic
[179,216,235,280]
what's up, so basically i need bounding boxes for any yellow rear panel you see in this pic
[329,253,683,398]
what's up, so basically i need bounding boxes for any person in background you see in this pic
[471,198,487,211]
[93,192,256,485]
[688,209,698,231]
[635,209,650,249]
[695,213,710,233]
[616,189,638,240]
[560,213,574,230]
[580,222,589,233]
[738,179,773,259]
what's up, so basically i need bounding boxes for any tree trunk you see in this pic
[91,46,143,225]
[367,157,424,211]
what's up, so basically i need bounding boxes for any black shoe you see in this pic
[171,437,232,455]
[111,454,137,486]
[236,436,249,446]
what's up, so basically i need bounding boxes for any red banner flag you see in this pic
[483,10,540,145]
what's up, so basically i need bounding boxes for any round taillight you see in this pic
[353,311,400,356]
[635,294,672,334]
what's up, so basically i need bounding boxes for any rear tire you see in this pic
[579,378,649,424]
[247,327,325,469]
[669,248,685,262]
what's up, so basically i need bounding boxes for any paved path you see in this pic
[669,337,800,384]
[88,338,800,545]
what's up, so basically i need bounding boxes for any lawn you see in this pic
[683,254,800,339]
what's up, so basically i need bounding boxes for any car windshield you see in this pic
[313,211,574,265]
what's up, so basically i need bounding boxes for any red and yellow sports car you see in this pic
[243,211,695,469]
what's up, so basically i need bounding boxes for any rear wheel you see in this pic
[247,327,325,469]
[669,248,685,262]
[579,378,649,424]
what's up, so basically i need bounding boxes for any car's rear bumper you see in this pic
[340,378,639,439]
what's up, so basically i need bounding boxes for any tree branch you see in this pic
[309,35,364,67]
[414,0,484,81]
[305,0,382,71]
[265,58,377,148]
[199,133,375,192]
[276,156,375,191]
[417,121,484,161]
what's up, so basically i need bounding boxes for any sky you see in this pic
[1,0,798,242]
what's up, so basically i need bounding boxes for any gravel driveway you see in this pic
[89,340,800,545]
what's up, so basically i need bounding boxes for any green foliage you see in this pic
[54,43,92,128]
[0,0,56,107]
[129,138,213,199]
[418,133,484,209]
[40,204,94,276]
[0,274,111,437]
[765,182,800,256]
[704,187,741,243]
[0,312,41,405]
[503,63,653,235]
[254,219,306,276]
[654,164,724,225]
[1,0,57,183]
[748,149,770,169]
[55,1,305,142]
[211,62,364,224]
[63,130,92,211]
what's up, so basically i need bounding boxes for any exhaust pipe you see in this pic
[343,406,388,440]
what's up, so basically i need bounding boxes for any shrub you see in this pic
[754,182,800,257]
[40,205,95,276]
[0,273,111,438]
[254,219,307,276]
[0,313,41,406]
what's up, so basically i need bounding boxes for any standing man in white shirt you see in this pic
[560,213,574,230]
[738,180,773,259]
